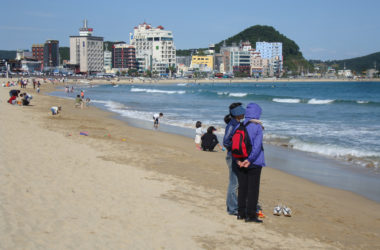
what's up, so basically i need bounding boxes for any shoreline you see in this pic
[1,81,380,248]
[2,76,380,86]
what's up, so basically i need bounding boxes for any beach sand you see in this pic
[1,83,379,249]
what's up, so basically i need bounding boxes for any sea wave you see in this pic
[272,98,301,103]
[357,100,369,104]
[308,98,334,104]
[229,93,248,97]
[131,88,186,94]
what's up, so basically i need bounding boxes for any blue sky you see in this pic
[0,0,379,60]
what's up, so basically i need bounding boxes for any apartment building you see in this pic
[70,19,104,73]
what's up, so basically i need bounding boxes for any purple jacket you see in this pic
[243,103,265,168]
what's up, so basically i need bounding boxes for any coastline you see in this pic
[3,76,380,86]
[1,82,380,249]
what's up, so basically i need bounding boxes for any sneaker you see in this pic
[282,206,292,217]
[273,205,281,216]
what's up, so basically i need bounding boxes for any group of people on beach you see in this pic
[194,102,265,223]
[223,102,265,223]
[7,89,33,106]
[74,90,90,109]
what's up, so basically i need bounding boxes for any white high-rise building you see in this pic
[104,50,112,71]
[256,42,283,74]
[130,22,176,74]
[70,19,104,73]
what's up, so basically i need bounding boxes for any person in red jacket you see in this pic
[8,95,17,104]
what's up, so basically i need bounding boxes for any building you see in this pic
[44,40,59,68]
[104,50,112,71]
[176,56,191,67]
[190,55,214,71]
[112,43,137,70]
[255,42,283,75]
[130,22,176,75]
[32,44,44,62]
[70,19,104,73]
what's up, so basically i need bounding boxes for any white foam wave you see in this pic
[273,98,300,103]
[308,98,334,104]
[357,100,369,104]
[131,88,185,94]
[217,91,228,95]
[229,93,247,97]
[289,138,380,159]
[177,83,187,86]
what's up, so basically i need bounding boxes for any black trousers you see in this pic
[238,166,262,218]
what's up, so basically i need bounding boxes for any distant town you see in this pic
[0,20,379,79]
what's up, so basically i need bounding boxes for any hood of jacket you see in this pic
[244,103,262,120]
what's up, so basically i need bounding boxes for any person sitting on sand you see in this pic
[201,126,223,151]
[194,121,204,150]
[8,95,17,104]
[22,92,32,106]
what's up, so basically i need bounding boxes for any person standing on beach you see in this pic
[153,113,163,128]
[236,103,265,223]
[223,103,245,216]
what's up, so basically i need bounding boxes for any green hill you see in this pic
[176,25,312,73]
[323,52,380,73]
[216,25,311,72]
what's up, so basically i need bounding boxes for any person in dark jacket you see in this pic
[236,102,265,223]
[223,103,245,215]
[201,126,222,151]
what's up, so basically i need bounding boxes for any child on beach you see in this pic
[51,106,62,115]
[201,126,223,151]
[194,121,204,150]
[75,95,83,108]
[153,113,163,128]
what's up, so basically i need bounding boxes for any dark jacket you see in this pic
[201,132,219,151]
[243,103,265,168]
[223,118,240,155]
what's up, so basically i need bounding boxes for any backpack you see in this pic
[231,123,252,159]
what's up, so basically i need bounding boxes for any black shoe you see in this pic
[245,217,263,223]
[237,215,246,220]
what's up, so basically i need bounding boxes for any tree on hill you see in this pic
[59,47,70,64]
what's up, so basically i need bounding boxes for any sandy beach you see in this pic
[1,82,380,249]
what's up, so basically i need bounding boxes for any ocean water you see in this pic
[52,81,380,172]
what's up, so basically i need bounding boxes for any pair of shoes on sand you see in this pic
[273,205,292,217]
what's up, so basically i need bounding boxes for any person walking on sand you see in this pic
[153,113,163,128]
[235,103,265,223]
[223,102,245,216]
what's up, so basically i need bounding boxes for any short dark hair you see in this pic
[196,121,202,128]
[207,126,216,133]
[159,113,163,116]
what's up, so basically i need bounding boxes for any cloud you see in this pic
[0,26,54,31]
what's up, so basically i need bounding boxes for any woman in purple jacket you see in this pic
[236,102,265,223]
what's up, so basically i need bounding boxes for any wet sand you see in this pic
[1,82,379,249]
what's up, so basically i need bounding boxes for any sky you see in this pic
[0,0,379,61]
